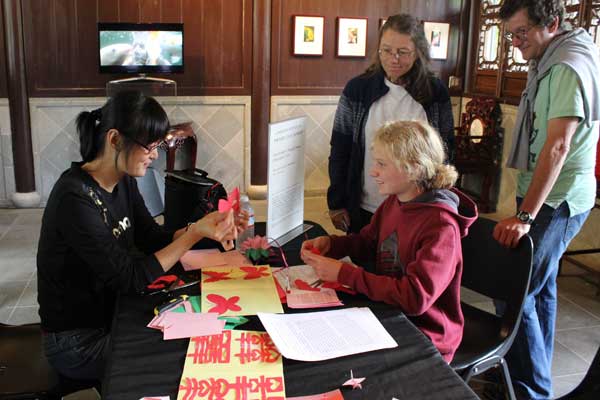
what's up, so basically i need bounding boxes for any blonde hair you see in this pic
[371,120,458,191]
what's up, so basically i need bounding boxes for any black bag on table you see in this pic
[164,169,227,249]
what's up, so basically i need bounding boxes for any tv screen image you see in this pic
[98,23,183,74]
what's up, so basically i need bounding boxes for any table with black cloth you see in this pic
[101,221,478,400]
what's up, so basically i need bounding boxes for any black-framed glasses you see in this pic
[504,25,534,42]
[378,47,415,60]
[131,133,177,153]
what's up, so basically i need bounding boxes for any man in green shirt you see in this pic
[495,1,600,399]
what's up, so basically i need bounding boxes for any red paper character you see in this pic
[206,294,242,314]
[218,187,240,212]
[203,271,232,283]
[240,266,270,280]
[234,332,281,364]
[186,331,232,364]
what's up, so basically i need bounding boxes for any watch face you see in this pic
[517,211,532,223]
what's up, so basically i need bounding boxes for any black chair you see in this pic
[0,323,98,399]
[557,346,600,399]
[451,217,533,400]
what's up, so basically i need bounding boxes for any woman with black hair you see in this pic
[328,14,454,233]
[36,91,239,381]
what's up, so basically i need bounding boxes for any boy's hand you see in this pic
[301,236,331,256]
[301,250,342,282]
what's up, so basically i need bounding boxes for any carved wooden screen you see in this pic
[470,0,594,102]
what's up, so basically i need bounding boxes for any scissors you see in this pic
[144,276,200,296]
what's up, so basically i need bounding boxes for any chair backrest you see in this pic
[461,217,533,338]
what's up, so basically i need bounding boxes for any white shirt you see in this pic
[361,78,427,213]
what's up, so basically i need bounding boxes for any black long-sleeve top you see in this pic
[37,162,175,332]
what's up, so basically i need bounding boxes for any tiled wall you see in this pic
[0,99,15,207]
[28,96,250,206]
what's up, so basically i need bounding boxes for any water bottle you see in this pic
[237,194,255,250]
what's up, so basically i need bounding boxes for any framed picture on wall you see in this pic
[293,15,325,56]
[336,17,368,57]
[423,21,450,60]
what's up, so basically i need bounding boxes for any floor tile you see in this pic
[8,306,40,325]
[557,276,600,319]
[63,388,100,400]
[461,287,490,304]
[13,209,43,226]
[552,341,589,376]
[0,281,27,308]
[552,373,585,398]
[555,326,600,363]
[555,295,600,330]
[0,224,40,243]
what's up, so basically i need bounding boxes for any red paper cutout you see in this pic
[179,376,284,400]
[294,279,321,292]
[203,271,232,283]
[206,294,242,314]
[274,278,287,303]
[218,187,240,213]
[234,332,281,364]
[240,266,270,280]
[187,331,232,364]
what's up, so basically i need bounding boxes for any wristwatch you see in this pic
[516,210,534,225]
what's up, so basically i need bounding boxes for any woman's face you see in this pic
[378,30,417,83]
[119,139,160,178]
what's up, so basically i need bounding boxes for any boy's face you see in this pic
[369,144,420,202]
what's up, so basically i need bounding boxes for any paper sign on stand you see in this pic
[267,117,312,246]
[177,330,285,400]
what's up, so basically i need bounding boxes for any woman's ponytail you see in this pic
[76,108,102,162]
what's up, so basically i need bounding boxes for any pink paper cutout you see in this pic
[203,271,232,283]
[218,187,240,212]
[240,266,270,280]
[286,389,344,399]
[342,370,365,390]
[294,279,321,292]
[206,294,242,314]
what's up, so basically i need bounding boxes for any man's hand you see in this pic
[493,216,531,248]
[329,209,350,232]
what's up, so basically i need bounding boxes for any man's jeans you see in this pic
[43,327,110,381]
[506,200,589,399]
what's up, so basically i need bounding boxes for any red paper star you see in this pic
[206,294,242,314]
[240,266,270,280]
[203,271,232,283]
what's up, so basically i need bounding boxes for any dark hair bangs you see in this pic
[128,97,171,145]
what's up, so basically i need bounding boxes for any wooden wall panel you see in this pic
[0,4,8,97]
[271,0,469,95]
[21,0,252,97]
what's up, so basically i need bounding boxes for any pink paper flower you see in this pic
[240,235,270,251]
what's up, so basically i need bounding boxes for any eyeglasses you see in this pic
[131,133,177,153]
[378,48,415,60]
[504,25,534,42]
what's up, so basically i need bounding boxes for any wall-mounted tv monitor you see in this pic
[98,22,183,74]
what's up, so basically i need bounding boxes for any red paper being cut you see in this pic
[187,331,232,364]
[179,375,284,400]
[218,187,240,212]
[234,332,281,364]
[202,271,232,283]
[206,294,242,314]
[240,266,270,280]
[294,279,320,292]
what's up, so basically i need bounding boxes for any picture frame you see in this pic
[423,21,450,60]
[292,15,325,56]
[336,17,368,57]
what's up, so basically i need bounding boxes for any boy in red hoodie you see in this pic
[301,120,477,362]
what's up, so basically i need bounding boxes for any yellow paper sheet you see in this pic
[177,330,285,400]
[201,266,284,316]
